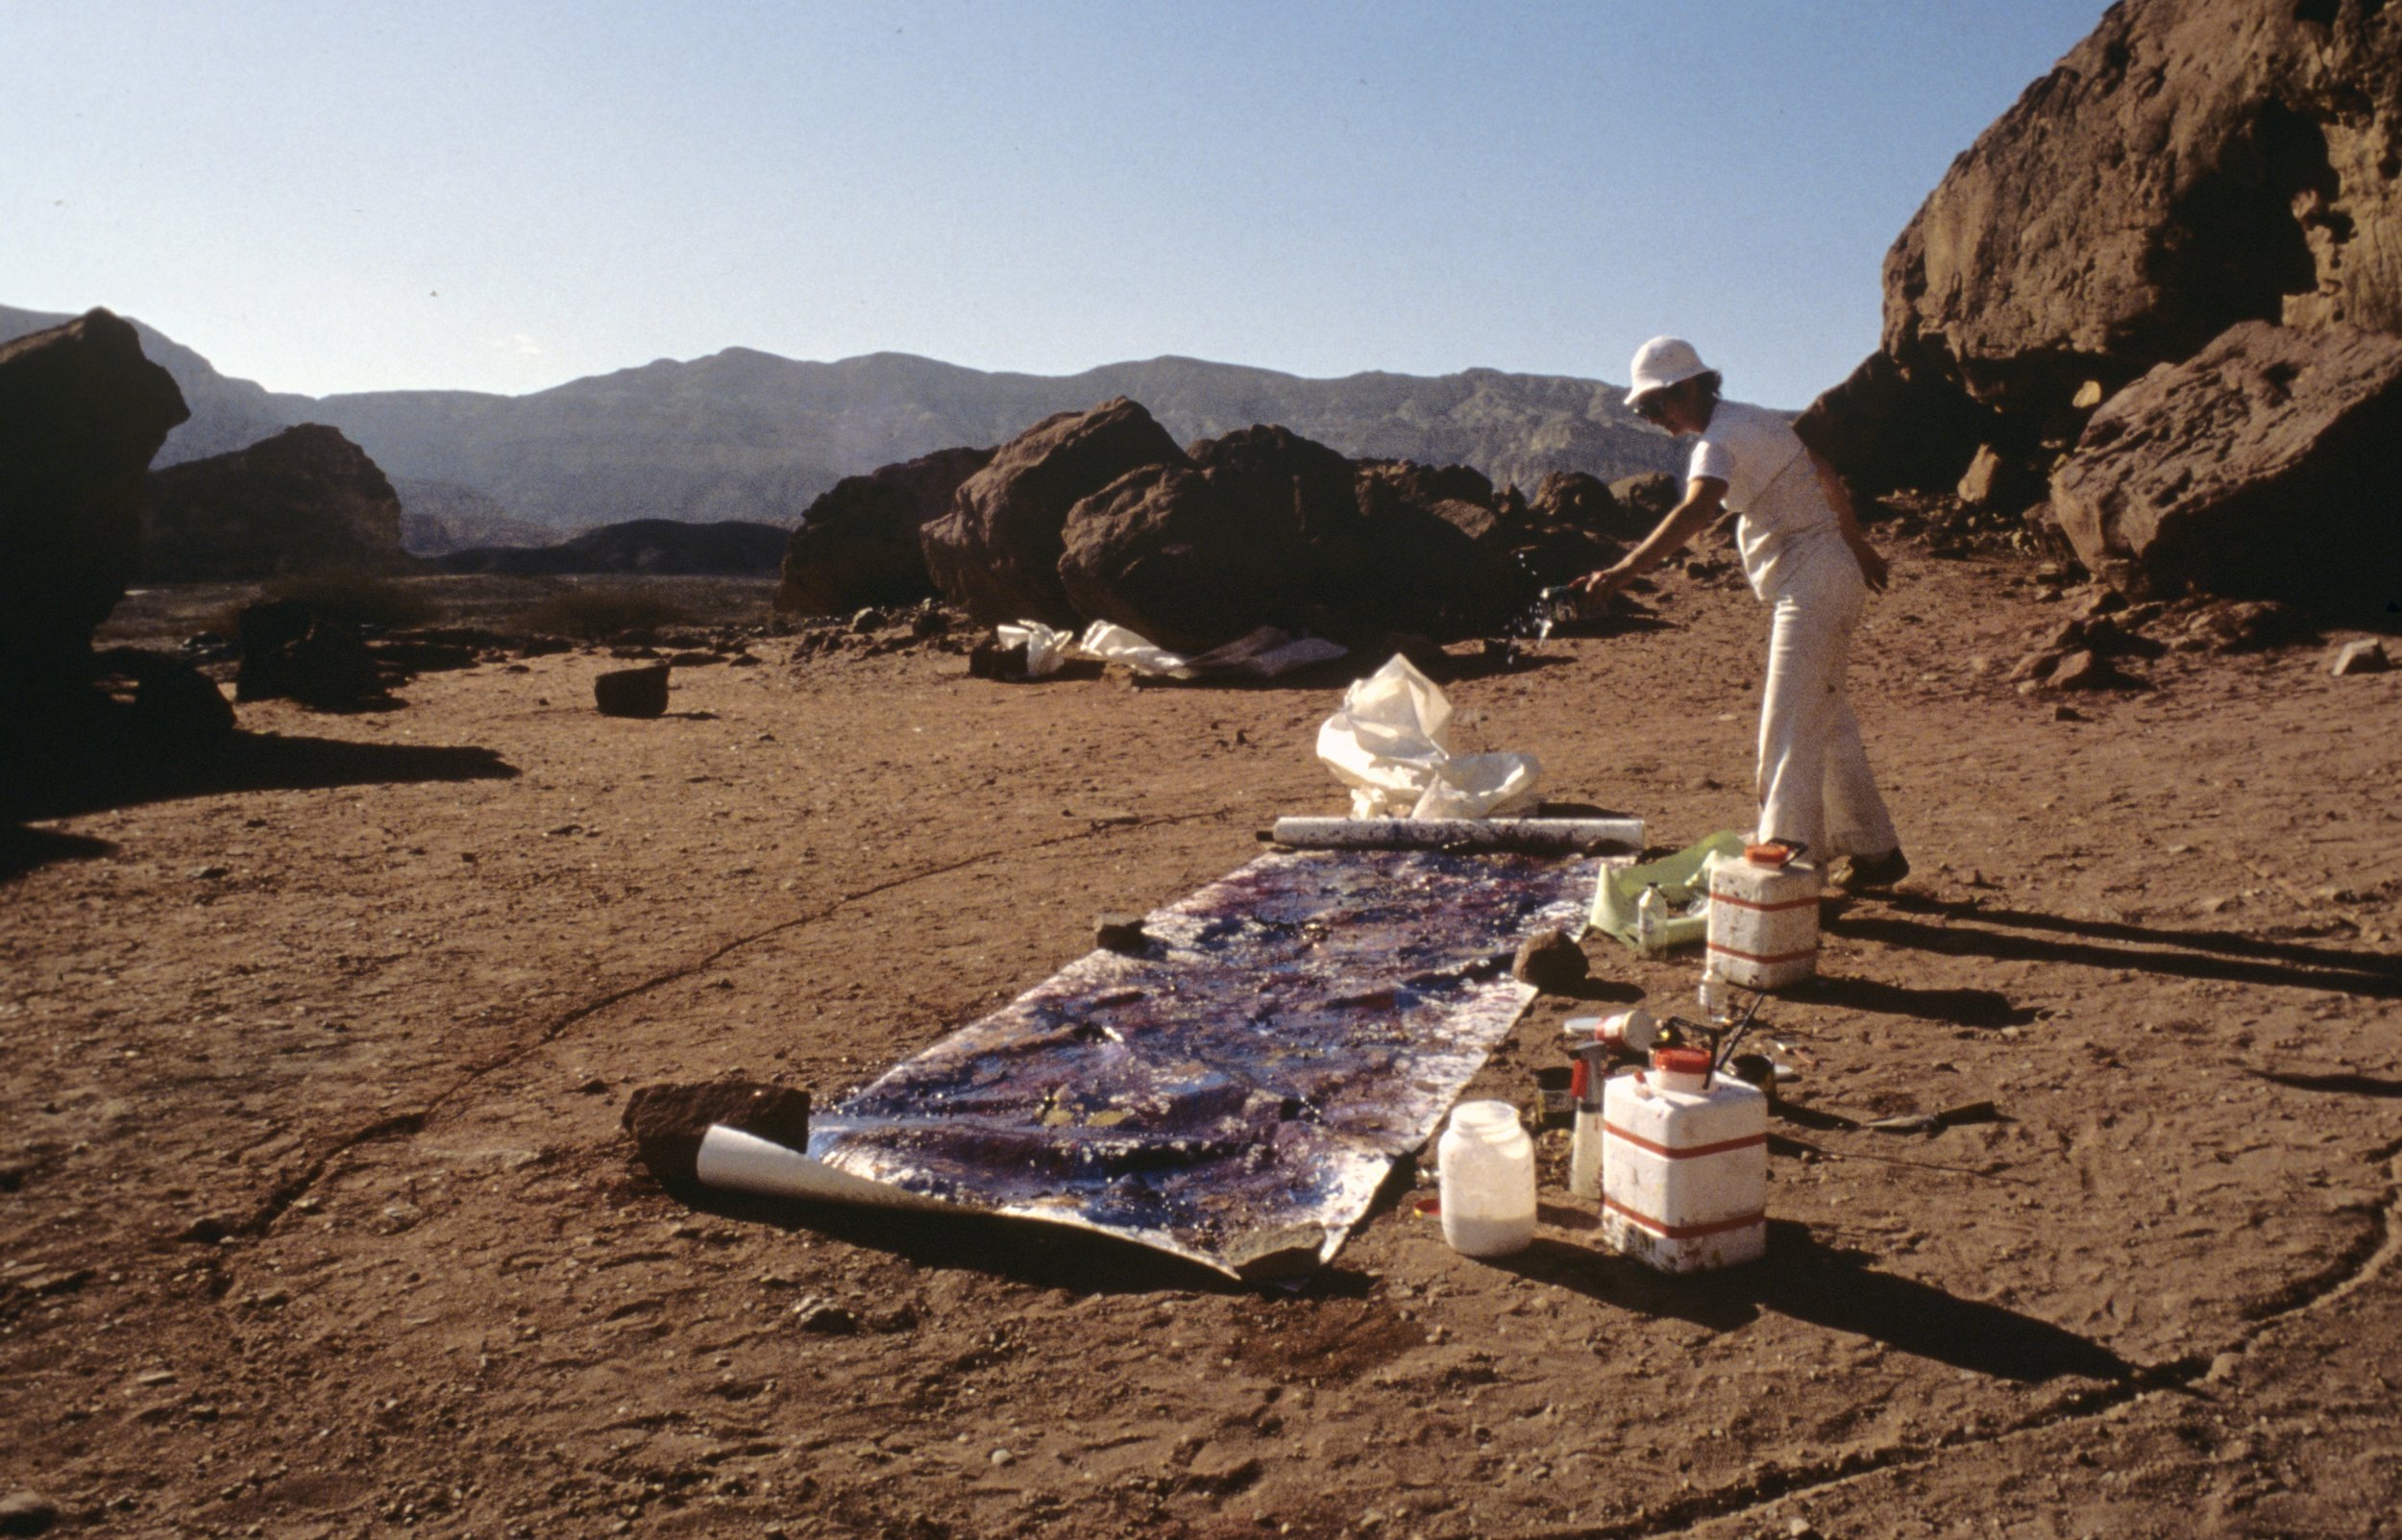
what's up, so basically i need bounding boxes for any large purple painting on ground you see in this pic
[717,848,1597,1278]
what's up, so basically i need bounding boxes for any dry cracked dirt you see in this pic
[4,553,2400,1540]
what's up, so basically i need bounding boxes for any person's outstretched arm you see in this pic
[1575,477,1728,601]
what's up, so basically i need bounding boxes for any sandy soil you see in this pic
[5,552,2400,1540]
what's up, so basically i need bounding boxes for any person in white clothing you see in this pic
[1576,336,1908,890]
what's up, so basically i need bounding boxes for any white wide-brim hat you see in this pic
[1626,336,1711,405]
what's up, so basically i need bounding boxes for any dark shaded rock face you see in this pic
[1528,472,1623,535]
[438,518,788,576]
[1338,460,1520,635]
[238,623,382,709]
[0,308,188,687]
[142,424,404,580]
[776,445,993,615]
[919,399,1185,626]
[2049,321,2402,613]
[1187,424,1361,554]
[1056,464,1309,653]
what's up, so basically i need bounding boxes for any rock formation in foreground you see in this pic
[1802,0,2402,615]
[0,308,188,696]
[142,424,407,581]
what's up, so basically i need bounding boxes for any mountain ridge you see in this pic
[1,304,1682,536]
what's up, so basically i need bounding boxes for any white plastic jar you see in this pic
[1437,1099,1535,1257]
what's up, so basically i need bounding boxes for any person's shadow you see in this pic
[1828,891,2402,999]
[1493,1221,2135,1384]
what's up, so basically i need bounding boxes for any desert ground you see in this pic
[5,549,2399,1540]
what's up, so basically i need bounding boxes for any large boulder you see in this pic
[1891,0,2402,413]
[142,423,405,580]
[1334,460,1520,636]
[777,445,993,615]
[919,399,1184,627]
[1056,464,1309,652]
[1186,424,1360,553]
[1813,0,2402,497]
[0,308,188,688]
[2048,321,2402,613]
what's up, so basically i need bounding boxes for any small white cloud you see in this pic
[481,332,545,357]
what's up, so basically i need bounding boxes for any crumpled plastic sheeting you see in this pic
[997,620,1348,681]
[1317,654,1543,819]
[768,845,1600,1278]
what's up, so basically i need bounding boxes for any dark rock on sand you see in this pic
[1512,926,1589,992]
[142,423,406,580]
[238,619,383,709]
[98,649,236,738]
[0,308,188,694]
[920,399,1185,628]
[623,1081,813,1187]
[594,664,672,718]
[777,445,994,615]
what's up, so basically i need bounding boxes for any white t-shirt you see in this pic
[1686,399,1845,599]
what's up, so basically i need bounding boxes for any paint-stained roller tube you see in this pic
[694,1125,946,1211]
[1269,818,1644,854]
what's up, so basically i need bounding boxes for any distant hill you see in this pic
[2,305,1683,536]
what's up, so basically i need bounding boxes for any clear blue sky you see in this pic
[5,1,2108,407]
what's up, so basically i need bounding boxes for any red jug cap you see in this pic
[1652,1046,1714,1077]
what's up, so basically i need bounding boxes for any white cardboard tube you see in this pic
[694,1125,946,1211]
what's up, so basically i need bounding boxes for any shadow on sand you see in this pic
[1494,1220,2133,1384]
[4,722,518,880]
[1827,891,2402,1000]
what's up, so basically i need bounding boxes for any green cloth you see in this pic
[1590,830,1747,951]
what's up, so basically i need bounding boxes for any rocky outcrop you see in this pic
[1056,464,1308,653]
[1811,0,2402,517]
[143,424,406,580]
[776,446,993,615]
[0,308,188,693]
[919,399,1184,627]
[437,518,788,576]
[1890,0,2400,414]
[2048,321,2402,612]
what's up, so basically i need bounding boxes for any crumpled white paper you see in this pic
[1315,654,1543,819]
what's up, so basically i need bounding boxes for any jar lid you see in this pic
[1652,1046,1714,1077]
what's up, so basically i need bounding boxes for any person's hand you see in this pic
[1575,562,1636,602]
[1851,540,1890,594]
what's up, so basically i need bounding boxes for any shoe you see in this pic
[1833,848,1911,892]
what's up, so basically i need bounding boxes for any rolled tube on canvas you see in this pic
[1269,817,1643,854]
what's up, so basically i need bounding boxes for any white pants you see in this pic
[1753,537,1899,863]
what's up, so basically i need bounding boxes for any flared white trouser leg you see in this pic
[1753,549,1899,863]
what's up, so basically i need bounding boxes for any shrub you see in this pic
[258,569,441,630]
[513,583,694,639]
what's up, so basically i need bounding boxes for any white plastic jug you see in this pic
[1705,852,1820,989]
[1600,1047,1768,1273]
[1437,1100,1535,1258]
